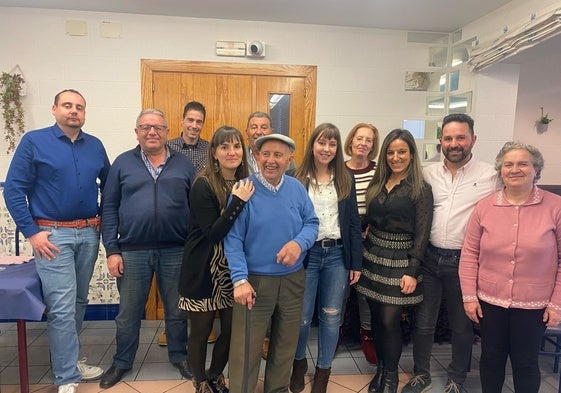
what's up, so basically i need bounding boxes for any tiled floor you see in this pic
[0,320,559,392]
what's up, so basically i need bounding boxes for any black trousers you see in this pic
[479,301,546,393]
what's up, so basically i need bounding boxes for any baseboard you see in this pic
[84,304,120,320]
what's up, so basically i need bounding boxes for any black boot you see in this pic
[379,370,398,393]
[310,367,331,393]
[368,361,384,393]
[290,358,308,393]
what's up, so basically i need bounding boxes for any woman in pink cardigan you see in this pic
[459,141,561,393]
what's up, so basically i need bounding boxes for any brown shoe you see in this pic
[261,337,270,360]
[158,331,167,346]
[207,330,218,344]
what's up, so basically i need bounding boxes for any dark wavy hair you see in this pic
[365,129,426,203]
[199,126,249,209]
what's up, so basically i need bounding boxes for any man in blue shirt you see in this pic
[4,89,110,393]
[99,109,196,389]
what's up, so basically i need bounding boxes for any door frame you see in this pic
[141,59,316,136]
[140,59,317,319]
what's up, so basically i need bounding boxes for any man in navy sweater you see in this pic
[100,109,196,389]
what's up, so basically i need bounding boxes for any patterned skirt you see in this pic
[178,242,233,312]
[355,228,423,306]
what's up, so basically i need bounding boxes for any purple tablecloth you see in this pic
[0,260,45,320]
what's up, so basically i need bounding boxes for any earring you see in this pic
[214,159,220,172]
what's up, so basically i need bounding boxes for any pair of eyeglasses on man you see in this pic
[137,124,167,132]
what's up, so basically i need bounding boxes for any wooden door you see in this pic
[140,60,317,319]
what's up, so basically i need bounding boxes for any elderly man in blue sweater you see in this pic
[100,109,196,389]
[225,134,319,393]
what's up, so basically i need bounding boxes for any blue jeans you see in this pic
[295,244,348,369]
[35,225,100,385]
[412,244,473,383]
[113,247,188,368]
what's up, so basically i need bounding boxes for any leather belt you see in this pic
[35,217,101,229]
[315,238,343,248]
[428,243,461,257]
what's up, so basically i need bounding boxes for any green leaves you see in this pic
[0,72,25,154]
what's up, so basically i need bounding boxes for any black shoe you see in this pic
[99,365,131,389]
[172,359,193,379]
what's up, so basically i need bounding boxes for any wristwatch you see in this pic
[233,279,248,288]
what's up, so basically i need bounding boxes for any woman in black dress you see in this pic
[178,126,254,393]
[355,129,433,393]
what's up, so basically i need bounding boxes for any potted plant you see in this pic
[539,107,553,124]
[0,72,26,153]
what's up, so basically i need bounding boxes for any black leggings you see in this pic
[187,307,233,383]
[367,299,405,372]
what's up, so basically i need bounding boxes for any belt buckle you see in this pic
[321,238,336,248]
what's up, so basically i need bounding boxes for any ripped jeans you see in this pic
[294,243,348,369]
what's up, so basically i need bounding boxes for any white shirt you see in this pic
[423,156,498,250]
[308,179,341,241]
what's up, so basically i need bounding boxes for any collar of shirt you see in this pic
[441,154,476,175]
[249,149,259,172]
[141,147,171,180]
[495,185,542,206]
[255,171,284,192]
[53,123,84,143]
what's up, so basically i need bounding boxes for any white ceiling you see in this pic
[0,0,513,33]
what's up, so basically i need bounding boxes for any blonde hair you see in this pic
[344,123,380,161]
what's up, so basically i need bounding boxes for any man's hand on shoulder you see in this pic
[276,240,302,266]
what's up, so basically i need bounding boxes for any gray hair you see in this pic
[136,108,168,127]
[246,111,271,128]
[495,141,544,183]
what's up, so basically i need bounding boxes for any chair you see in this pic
[540,326,561,393]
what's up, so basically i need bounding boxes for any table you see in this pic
[0,260,45,393]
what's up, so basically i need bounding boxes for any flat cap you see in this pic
[255,134,296,152]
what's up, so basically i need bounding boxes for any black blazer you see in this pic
[289,170,363,271]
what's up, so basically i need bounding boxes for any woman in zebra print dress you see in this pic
[178,126,254,393]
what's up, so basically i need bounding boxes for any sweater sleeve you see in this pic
[101,159,123,256]
[547,204,561,311]
[348,178,363,271]
[292,187,319,254]
[224,202,250,283]
[459,204,482,302]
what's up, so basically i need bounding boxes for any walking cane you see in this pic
[241,293,254,393]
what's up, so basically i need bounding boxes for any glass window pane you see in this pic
[450,71,460,91]
[449,92,472,113]
[403,120,425,139]
[269,94,290,136]
[426,96,445,116]
[429,47,448,67]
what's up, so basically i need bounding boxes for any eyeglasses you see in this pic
[137,124,167,132]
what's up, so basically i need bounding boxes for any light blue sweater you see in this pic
[225,174,319,283]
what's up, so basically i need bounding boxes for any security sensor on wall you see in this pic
[247,41,266,58]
